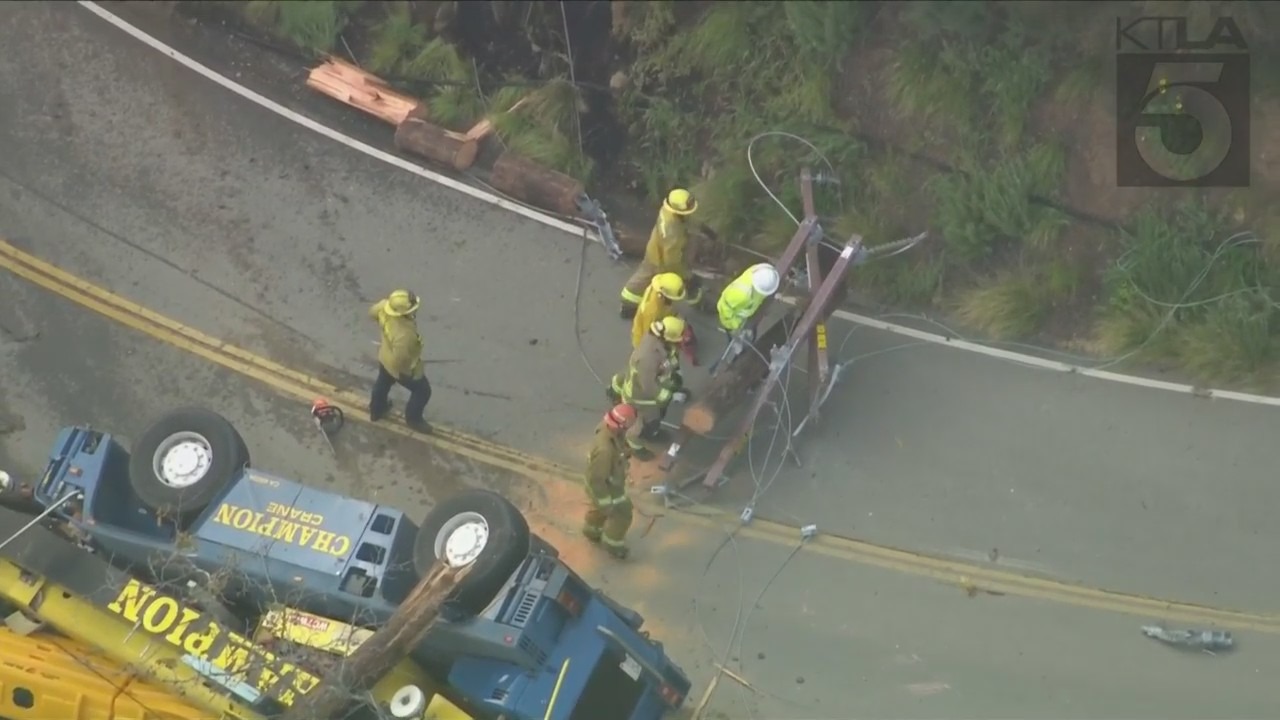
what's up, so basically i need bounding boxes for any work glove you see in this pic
[671,389,690,404]
[684,275,704,305]
[737,327,755,344]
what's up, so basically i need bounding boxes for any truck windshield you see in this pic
[568,644,645,720]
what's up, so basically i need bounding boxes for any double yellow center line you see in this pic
[0,238,576,485]
[4,237,1280,634]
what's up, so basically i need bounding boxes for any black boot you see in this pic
[619,302,638,320]
[639,421,669,444]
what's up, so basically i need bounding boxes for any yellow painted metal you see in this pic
[0,627,205,720]
[0,560,260,720]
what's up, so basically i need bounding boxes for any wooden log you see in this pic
[394,114,480,171]
[278,561,467,720]
[489,150,586,216]
[681,301,808,435]
[305,57,421,127]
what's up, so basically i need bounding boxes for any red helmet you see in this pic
[604,403,638,431]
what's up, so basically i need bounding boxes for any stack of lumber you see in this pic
[305,57,420,127]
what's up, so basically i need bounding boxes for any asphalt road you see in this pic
[1,2,1279,718]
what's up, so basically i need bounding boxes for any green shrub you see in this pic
[366,3,427,75]
[783,1,870,67]
[928,142,1068,263]
[614,92,702,202]
[1174,296,1277,384]
[855,252,946,307]
[980,23,1052,149]
[244,0,361,55]
[691,159,758,244]
[401,37,470,83]
[886,41,979,135]
[617,1,851,212]
[1097,200,1280,382]
[956,268,1060,340]
[488,80,593,183]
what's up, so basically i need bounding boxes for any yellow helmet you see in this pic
[651,273,687,301]
[384,289,420,316]
[664,188,698,216]
[651,315,687,343]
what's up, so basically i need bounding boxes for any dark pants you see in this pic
[370,364,432,423]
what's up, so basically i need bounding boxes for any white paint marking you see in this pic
[75,1,591,241]
[77,2,1280,409]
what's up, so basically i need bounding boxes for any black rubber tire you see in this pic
[415,489,531,616]
[128,408,248,526]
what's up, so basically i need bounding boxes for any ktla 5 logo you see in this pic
[1115,16,1250,187]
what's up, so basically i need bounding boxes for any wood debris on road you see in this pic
[306,56,420,126]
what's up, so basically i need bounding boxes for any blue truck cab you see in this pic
[31,407,691,720]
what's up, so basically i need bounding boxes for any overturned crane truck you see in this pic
[0,407,691,720]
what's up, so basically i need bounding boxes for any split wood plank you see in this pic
[463,97,530,142]
[306,56,421,127]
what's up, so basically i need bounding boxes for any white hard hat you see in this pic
[750,264,780,296]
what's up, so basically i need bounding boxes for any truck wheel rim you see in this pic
[152,431,213,489]
[436,511,489,567]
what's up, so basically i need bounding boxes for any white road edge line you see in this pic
[74,1,590,240]
[76,1,1280,410]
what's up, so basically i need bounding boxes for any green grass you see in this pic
[691,158,758,243]
[855,252,946,307]
[929,142,1068,263]
[616,0,852,208]
[244,0,361,55]
[428,86,485,130]
[783,1,870,67]
[366,3,426,75]
[955,262,1076,340]
[401,37,470,83]
[1174,296,1277,385]
[667,4,765,80]
[886,41,979,132]
[1095,200,1280,383]
[487,80,593,183]
[979,23,1051,149]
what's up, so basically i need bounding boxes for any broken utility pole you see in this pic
[697,236,863,489]
[657,167,922,495]
[279,561,468,720]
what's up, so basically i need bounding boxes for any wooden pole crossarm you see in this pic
[701,235,863,489]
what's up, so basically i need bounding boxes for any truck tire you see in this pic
[128,408,249,526]
[415,489,531,615]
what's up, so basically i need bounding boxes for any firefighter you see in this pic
[716,263,781,338]
[609,316,687,460]
[583,403,639,559]
[619,188,702,319]
[631,272,686,349]
[368,289,433,433]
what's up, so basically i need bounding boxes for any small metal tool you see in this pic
[310,397,344,455]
